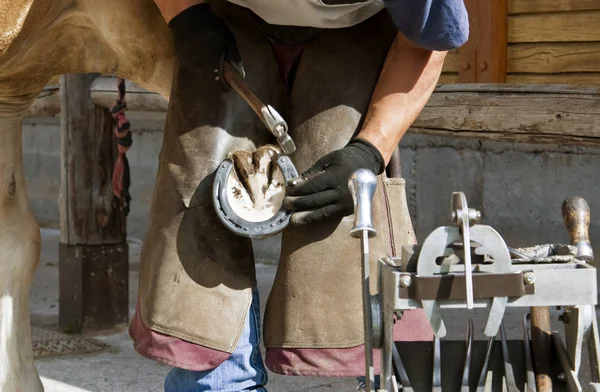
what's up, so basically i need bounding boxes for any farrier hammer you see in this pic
[349,169,378,392]
[562,196,594,262]
[222,61,296,155]
[529,196,594,392]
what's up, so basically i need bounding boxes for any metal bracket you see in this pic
[564,304,600,388]
[416,221,512,337]
[398,271,534,300]
[451,192,481,308]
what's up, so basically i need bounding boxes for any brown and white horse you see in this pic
[1,1,175,389]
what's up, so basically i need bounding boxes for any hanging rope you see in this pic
[109,78,132,216]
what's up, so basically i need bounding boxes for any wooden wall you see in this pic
[440,0,600,85]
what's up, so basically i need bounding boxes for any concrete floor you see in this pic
[31,229,579,392]
[32,229,357,392]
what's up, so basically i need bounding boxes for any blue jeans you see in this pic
[164,287,268,392]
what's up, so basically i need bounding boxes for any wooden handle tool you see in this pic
[562,196,594,262]
[530,196,594,391]
[530,307,553,391]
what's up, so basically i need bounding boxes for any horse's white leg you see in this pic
[0,1,172,388]
[0,89,45,392]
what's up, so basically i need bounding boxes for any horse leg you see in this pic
[0,82,49,392]
[0,1,173,389]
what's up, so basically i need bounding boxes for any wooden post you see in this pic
[460,0,508,82]
[58,74,129,333]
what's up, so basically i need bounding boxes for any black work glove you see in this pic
[284,139,385,225]
[168,3,245,85]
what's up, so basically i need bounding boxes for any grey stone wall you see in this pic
[23,115,600,257]
[23,112,163,240]
[399,134,600,255]
[23,117,62,229]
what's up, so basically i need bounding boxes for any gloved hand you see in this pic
[284,139,385,225]
[168,3,245,85]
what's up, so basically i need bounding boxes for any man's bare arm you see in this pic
[357,33,447,165]
[154,0,203,23]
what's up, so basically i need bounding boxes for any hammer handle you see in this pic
[562,196,591,243]
[530,307,553,391]
[223,61,265,119]
[563,196,594,262]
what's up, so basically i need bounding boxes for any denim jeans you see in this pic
[164,287,268,392]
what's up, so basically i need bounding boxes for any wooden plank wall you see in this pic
[439,0,600,85]
[440,43,461,83]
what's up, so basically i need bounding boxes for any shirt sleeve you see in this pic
[383,0,470,51]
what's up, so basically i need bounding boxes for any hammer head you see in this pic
[264,106,296,155]
[278,134,296,155]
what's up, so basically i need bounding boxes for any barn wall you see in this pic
[440,0,600,85]
[23,113,163,240]
[23,114,600,259]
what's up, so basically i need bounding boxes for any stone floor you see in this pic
[32,229,357,392]
[31,229,579,392]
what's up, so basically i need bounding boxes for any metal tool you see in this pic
[563,305,600,390]
[432,334,442,392]
[212,64,299,239]
[523,314,537,392]
[461,319,474,392]
[560,305,600,391]
[476,335,496,392]
[451,193,479,309]
[348,168,378,392]
[500,322,519,392]
[553,331,583,391]
[414,191,511,338]
[223,62,296,155]
[391,343,412,391]
[373,192,599,392]
[529,196,596,392]
[561,196,600,391]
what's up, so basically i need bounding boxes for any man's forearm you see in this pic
[155,0,203,22]
[357,33,447,164]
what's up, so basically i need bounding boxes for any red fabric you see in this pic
[268,39,308,89]
[129,301,231,371]
[265,309,433,377]
[110,79,131,200]
[130,299,431,374]
[266,345,382,377]
[112,152,125,198]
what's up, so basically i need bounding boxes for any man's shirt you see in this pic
[384,0,469,50]
[225,0,469,50]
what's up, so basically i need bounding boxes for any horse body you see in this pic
[0,1,175,389]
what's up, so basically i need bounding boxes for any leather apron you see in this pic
[130,0,433,375]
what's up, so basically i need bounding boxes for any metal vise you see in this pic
[348,169,599,392]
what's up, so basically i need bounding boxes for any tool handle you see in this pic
[348,169,377,238]
[562,196,594,262]
[223,61,265,119]
[530,307,553,391]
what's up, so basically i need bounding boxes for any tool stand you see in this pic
[348,170,600,392]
